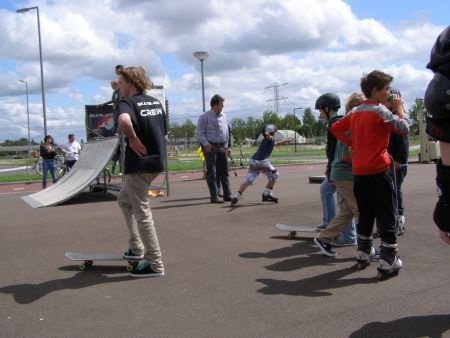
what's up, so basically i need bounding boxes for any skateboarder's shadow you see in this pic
[349,314,450,338]
[0,266,132,304]
[240,241,352,272]
[240,241,317,260]
[256,266,375,297]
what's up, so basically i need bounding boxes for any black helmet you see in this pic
[261,124,277,136]
[315,93,341,110]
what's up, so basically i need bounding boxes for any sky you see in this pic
[0,0,448,143]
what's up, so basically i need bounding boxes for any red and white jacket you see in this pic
[331,100,409,176]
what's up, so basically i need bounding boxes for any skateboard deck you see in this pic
[275,224,317,239]
[308,175,326,184]
[65,251,139,271]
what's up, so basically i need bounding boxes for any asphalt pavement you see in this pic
[0,163,449,338]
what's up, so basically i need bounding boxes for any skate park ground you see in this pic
[1,163,449,338]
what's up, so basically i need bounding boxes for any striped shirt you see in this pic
[196,109,229,146]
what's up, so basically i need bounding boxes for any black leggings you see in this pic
[354,171,397,245]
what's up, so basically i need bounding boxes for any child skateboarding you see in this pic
[230,124,292,205]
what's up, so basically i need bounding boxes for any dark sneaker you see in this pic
[262,193,278,203]
[129,261,164,278]
[210,198,224,204]
[314,237,337,257]
[122,249,144,260]
[223,195,232,202]
[315,224,327,231]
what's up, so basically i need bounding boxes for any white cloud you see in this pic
[0,0,446,141]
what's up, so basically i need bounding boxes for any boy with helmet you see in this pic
[313,93,357,254]
[230,124,292,205]
[314,93,343,232]
[331,70,409,279]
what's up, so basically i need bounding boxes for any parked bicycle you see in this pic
[229,145,249,175]
[30,150,43,175]
[229,145,248,168]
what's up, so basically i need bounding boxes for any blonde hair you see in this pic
[345,92,366,113]
[120,66,153,94]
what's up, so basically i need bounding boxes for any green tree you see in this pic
[282,113,302,132]
[181,119,196,144]
[301,107,316,137]
[230,118,246,144]
[408,98,425,136]
[262,111,282,126]
[246,116,264,140]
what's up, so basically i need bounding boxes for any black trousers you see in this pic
[353,171,397,245]
[204,145,231,199]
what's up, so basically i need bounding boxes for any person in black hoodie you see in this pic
[424,25,450,245]
[387,88,409,234]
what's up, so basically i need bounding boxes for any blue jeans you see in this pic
[394,166,408,216]
[339,206,357,242]
[320,177,336,226]
[320,177,356,241]
[42,158,57,189]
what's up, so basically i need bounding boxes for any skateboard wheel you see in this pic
[287,231,297,239]
[126,264,134,272]
[79,263,86,271]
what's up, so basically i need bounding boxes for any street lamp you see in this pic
[19,80,32,175]
[293,107,303,152]
[17,6,47,137]
[193,51,209,112]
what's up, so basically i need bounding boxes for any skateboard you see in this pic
[65,252,140,271]
[275,223,317,239]
[308,175,326,184]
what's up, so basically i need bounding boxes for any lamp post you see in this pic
[193,51,209,112]
[19,80,32,175]
[293,107,303,152]
[17,6,47,137]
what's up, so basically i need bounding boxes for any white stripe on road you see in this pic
[0,166,28,173]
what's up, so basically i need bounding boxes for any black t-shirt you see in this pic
[118,94,167,174]
[252,138,275,160]
[40,144,56,159]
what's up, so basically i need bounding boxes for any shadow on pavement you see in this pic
[256,266,375,297]
[349,315,450,338]
[59,191,118,206]
[0,266,132,304]
[241,241,374,297]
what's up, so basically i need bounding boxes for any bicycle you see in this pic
[229,145,249,175]
[56,161,70,180]
[31,157,43,175]
[232,145,249,167]
[90,167,112,193]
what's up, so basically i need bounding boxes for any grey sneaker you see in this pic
[122,249,144,260]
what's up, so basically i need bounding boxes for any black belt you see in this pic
[208,142,225,146]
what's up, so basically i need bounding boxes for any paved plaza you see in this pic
[1,163,449,337]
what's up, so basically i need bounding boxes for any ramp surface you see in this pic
[22,137,119,208]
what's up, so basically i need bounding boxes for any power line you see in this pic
[265,83,288,114]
